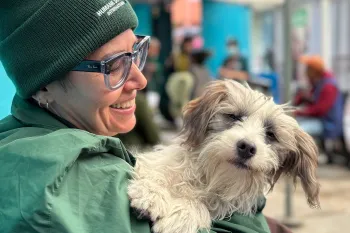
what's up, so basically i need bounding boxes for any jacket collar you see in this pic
[11,94,69,130]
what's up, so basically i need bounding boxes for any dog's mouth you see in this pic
[229,159,251,170]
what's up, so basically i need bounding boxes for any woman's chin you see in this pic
[111,115,136,135]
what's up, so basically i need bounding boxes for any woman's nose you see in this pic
[124,63,147,91]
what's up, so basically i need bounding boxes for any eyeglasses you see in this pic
[72,35,150,90]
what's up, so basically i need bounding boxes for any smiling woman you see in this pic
[33,31,148,136]
[0,0,271,232]
[0,0,152,232]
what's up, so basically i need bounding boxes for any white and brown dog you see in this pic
[128,80,320,233]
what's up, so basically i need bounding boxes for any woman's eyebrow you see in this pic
[100,37,138,60]
[100,50,123,60]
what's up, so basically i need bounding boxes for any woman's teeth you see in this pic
[111,99,135,109]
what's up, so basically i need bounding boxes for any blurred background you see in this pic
[1,0,350,232]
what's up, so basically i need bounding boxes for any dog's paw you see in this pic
[128,181,168,221]
[152,204,211,233]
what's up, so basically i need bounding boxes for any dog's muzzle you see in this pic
[236,140,256,160]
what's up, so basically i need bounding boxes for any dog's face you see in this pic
[181,80,320,208]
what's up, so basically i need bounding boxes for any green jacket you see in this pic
[0,95,271,233]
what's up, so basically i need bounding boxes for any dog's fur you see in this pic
[128,80,320,233]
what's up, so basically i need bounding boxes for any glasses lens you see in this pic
[139,42,149,71]
[108,55,131,89]
[133,39,149,71]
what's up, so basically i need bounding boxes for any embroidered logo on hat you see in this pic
[96,0,126,17]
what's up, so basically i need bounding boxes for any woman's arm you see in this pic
[201,197,271,233]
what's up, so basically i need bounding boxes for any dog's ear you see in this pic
[274,128,320,208]
[181,81,227,148]
[295,129,320,208]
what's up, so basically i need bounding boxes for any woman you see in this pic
[0,1,270,232]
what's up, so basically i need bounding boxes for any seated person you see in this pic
[219,38,249,81]
[219,55,249,81]
[294,55,343,140]
[190,49,212,98]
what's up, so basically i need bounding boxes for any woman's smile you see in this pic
[109,98,136,115]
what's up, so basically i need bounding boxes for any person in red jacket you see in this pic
[294,55,343,139]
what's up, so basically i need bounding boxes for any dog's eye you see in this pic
[227,114,243,122]
[266,131,277,142]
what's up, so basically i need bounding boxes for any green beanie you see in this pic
[0,0,138,98]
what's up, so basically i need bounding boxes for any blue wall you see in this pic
[133,4,152,36]
[202,1,252,77]
[0,63,15,119]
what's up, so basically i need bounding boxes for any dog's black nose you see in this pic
[236,140,257,159]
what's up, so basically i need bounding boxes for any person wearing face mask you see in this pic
[0,1,271,232]
[219,38,249,81]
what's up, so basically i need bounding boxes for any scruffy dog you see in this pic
[128,80,320,233]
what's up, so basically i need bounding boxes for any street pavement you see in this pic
[264,161,350,233]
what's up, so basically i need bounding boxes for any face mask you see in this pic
[228,46,239,55]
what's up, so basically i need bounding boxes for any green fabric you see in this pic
[0,95,151,233]
[211,201,271,233]
[0,0,138,98]
[166,71,195,118]
[0,95,270,233]
[174,52,191,72]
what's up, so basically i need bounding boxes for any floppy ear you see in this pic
[181,81,227,148]
[295,129,320,208]
[276,128,320,208]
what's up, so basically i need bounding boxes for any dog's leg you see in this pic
[128,179,211,233]
[128,179,170,222]
[152,199,211,233]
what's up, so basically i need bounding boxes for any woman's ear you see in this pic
[31,87,53,106]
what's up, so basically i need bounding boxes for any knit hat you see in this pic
[299,55,326,73]
[0,0,138,98]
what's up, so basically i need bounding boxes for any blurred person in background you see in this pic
[294,55,343,147]
[159,35,194,128]
[166,71,194,121]
[143,37,163,111]
[264,48,275,73]
[166,47,213,123]
[190,48,213,98]
[172,35,194,72]
[219,38,249,81]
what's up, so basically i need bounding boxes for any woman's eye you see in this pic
[110,59,124,72]
[227,114,243,122]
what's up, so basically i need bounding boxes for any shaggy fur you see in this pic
[128,80,320,233]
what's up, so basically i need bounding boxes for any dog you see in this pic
[128,80,320,233]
